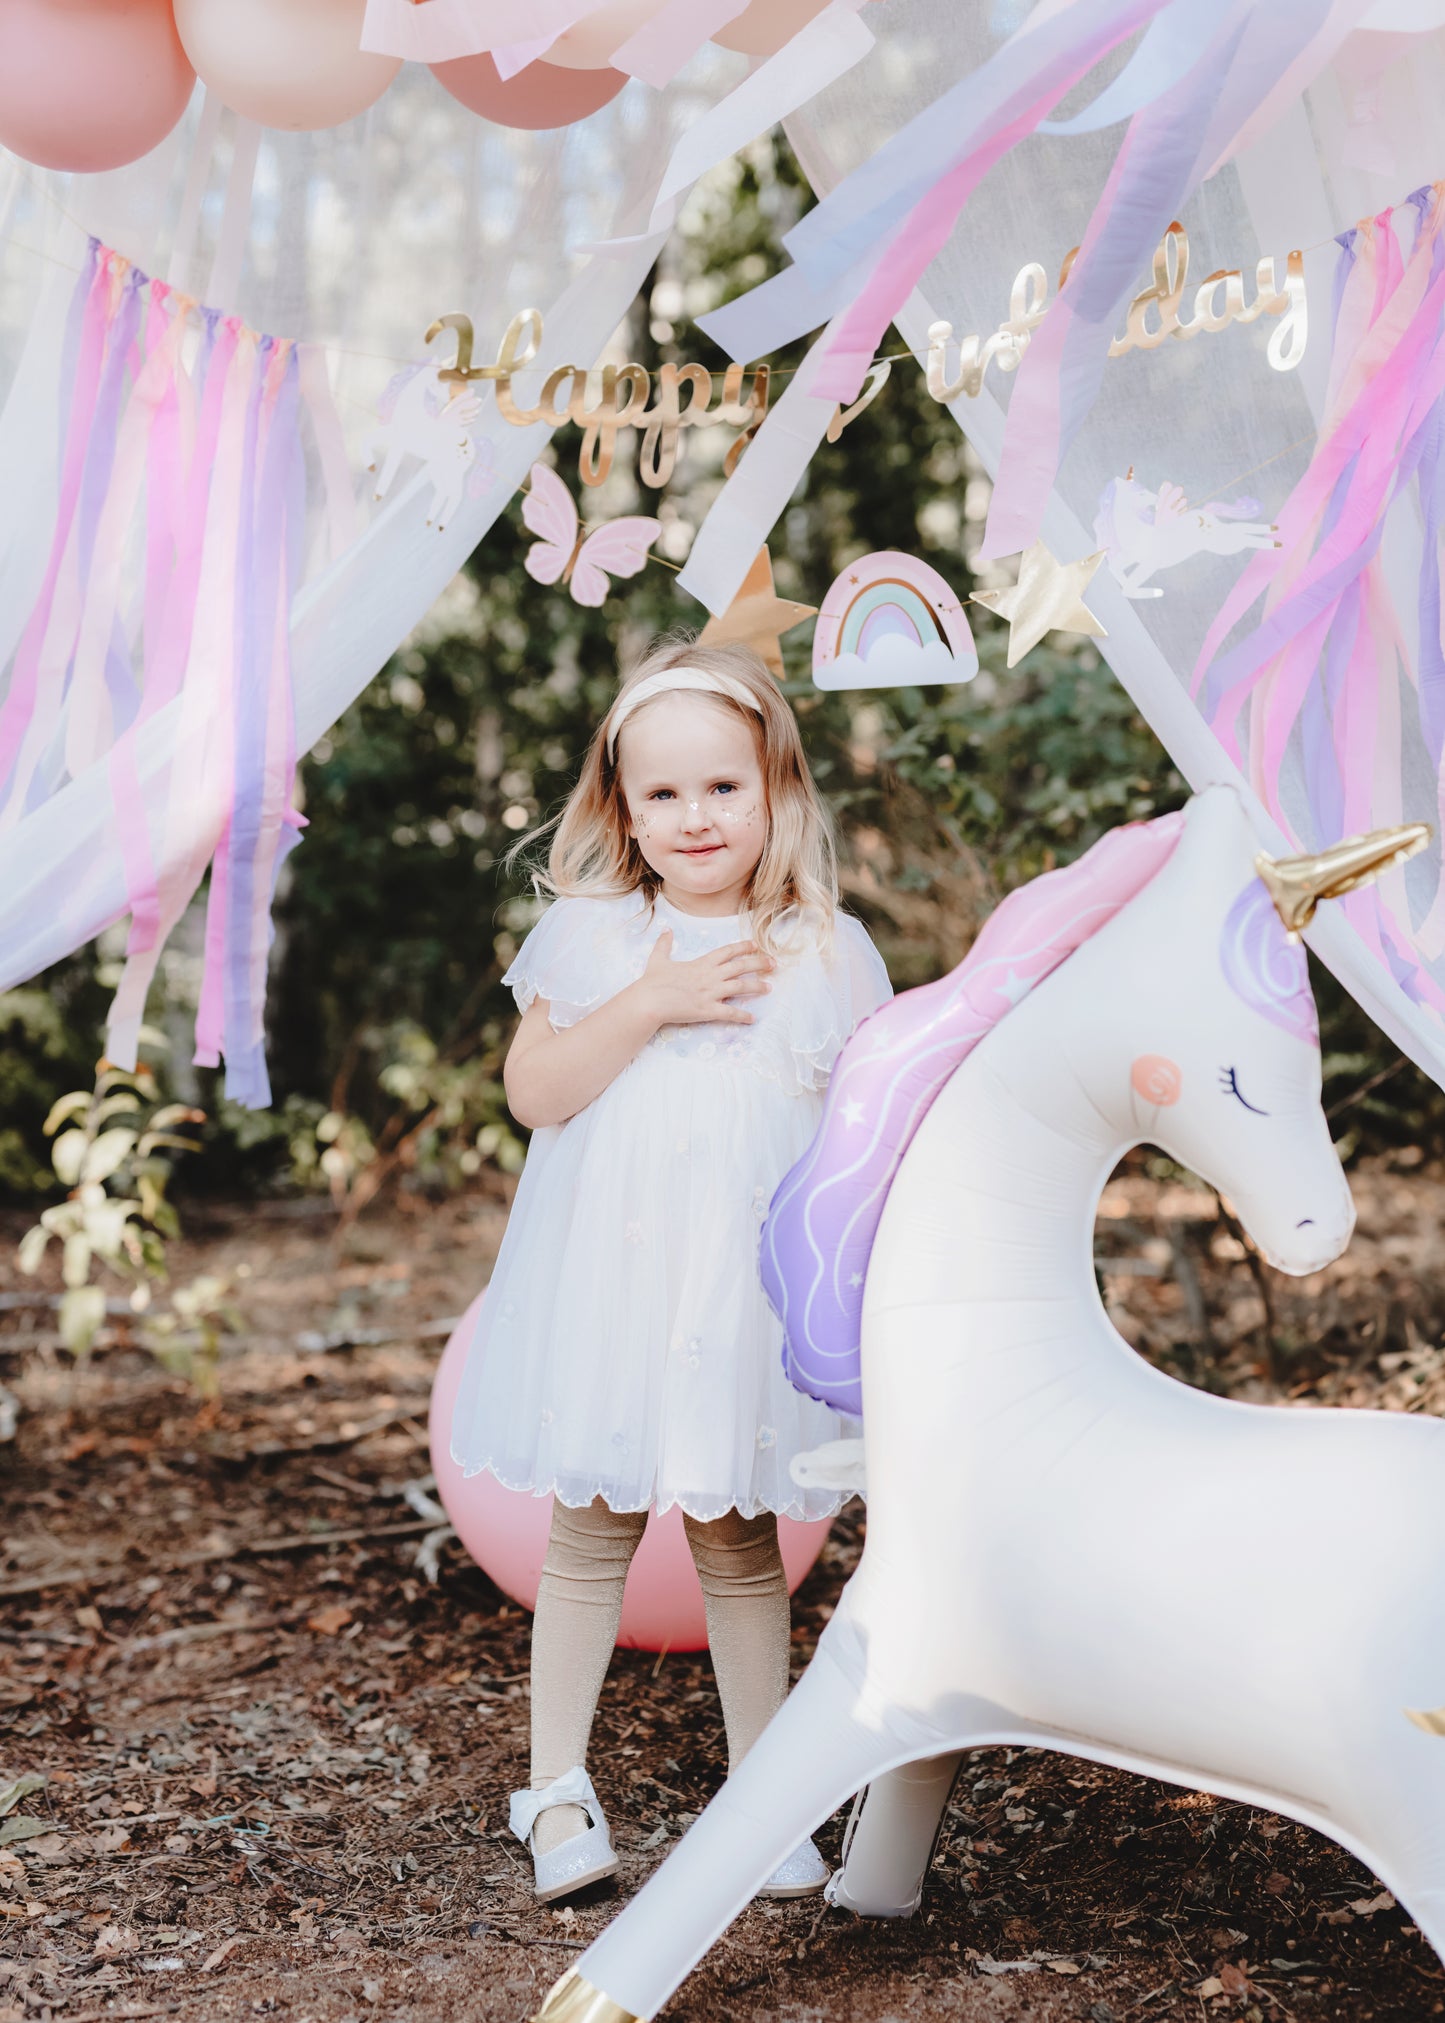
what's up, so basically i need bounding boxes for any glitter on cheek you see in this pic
[717,798,762,829]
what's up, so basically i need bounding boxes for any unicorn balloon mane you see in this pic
[526,788,1435,2023]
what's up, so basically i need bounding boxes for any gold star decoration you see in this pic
[697,545,817,678]
[968,540,1108,668]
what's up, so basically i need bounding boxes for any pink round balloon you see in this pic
[430,52,625,130]
[429,1297,832,1651]
[174,0,401,132]
[547,0,658,69]
[0,0,195,174]
[713,0,833,55]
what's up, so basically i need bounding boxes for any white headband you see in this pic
[605,666,764,760]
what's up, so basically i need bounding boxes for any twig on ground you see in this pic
[0,1518,446,1601]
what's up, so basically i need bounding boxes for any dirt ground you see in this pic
[5,1160,1445,2023]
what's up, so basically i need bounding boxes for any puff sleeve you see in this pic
[771,909,893,1091]
[501,895,646,1031]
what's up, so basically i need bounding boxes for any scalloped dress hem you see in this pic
[449,1450,850,1527]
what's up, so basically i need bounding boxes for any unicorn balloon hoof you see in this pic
[528,789,1432,2023]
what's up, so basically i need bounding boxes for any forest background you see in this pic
[1,133,1433,1223]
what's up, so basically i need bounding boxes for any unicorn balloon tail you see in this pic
[524,789,1433,2023]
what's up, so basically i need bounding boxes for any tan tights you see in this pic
[527,1497,791,1854]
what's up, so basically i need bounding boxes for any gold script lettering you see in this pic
[637,362,714,488]
[574,363,652,487]
[490,309,545,426]
[926,224,1306,407]
[721,363,770,476]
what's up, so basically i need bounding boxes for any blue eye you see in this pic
[1220,1066,1268,1115]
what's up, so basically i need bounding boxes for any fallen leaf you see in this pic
[202,1937,239,1973]
[74,1605,102,1632]
[974,1958,1040,1975]
[1264,1871,1291,1894]
[0,1851,24,1889]
[1194,1977,1224,1999]
[307,1604,353,1636]
[362,1980,382,2003]
[332,1928,365,1953]
[94,1824,133,1854]
[93,1922,140,1956]
[1046,1959,1082,1974]
[0,1819,50,1848]
[1219,1962,1251,1995]
[164,1834,189,1854]
[190,1774,218,1800]
[1349,1891,1395,1916]
[0,1777,45,1819]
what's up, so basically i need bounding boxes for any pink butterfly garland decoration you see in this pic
[522,462,662,608]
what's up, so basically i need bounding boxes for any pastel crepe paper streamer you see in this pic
[612,0,750,87]
[0,244,112,819]
[360,0,605,62]
[676,329,842,615]
[1199,198,1445,783]
[761,810,1186,1414]
[1193,193,1445,1006]
[693,0,1365,583]
[591,0,873,251]
[699,0,1168,364]
[0,239,343,1104]
[984,0,1371,558]
[684,0,1170,612]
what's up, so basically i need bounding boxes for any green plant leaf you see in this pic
[81,1128,138,1185]
[59,1283,105,1358]
[147,1104,207,1132]
[16,1225,49,1275]
[51,1128,87,1187]
[91,1092,143,1126]
[61,1233,92,1290]
[42,1091,91,1136]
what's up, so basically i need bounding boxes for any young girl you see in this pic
[449,637,891,1904]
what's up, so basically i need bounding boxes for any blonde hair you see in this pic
[509,636,837,955]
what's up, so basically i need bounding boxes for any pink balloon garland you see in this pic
[430,50,626,128]
[0,0,195,174]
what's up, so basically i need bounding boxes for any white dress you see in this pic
[448,888,893,1522]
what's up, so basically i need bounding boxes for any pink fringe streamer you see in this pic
[0,241,344,1106]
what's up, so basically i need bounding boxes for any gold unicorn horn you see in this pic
[1256,823,1433,935]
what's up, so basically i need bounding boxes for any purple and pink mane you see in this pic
[759,813,1187,1415]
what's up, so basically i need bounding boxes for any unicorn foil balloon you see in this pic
[521,787,1444,2023]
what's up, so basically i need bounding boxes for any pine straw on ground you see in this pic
[3,1163,1445,2023]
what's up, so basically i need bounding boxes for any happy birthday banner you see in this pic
[424,218,1308,493]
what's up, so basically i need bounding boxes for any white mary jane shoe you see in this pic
[757,1836,830,1899]
[509,1767,619,1904]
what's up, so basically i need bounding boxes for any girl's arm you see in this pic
[503,929,773,1128]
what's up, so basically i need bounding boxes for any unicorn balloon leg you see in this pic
[527,788,1441,2023]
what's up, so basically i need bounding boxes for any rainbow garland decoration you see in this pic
[1194,183,1445,1023]
[0,239,348,1106]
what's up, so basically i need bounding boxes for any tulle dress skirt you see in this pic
[447,1048,858,1521]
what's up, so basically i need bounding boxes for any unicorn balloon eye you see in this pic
[1220,1064,1267,1114]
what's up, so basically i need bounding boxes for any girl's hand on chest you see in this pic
[638,928,774,1028]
